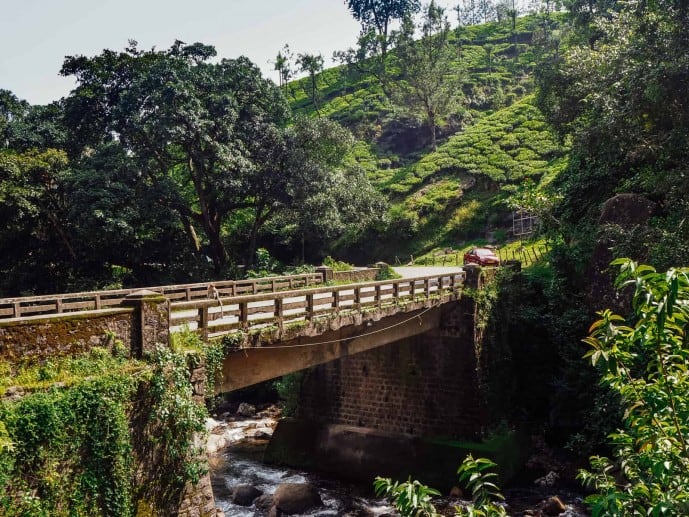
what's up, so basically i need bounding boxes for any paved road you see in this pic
[393,266,464,278]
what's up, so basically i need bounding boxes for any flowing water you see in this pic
[207,414,589,516]
[211,441,397,516]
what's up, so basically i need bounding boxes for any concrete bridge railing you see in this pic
[170,272,466,340]
[0,273,323,320]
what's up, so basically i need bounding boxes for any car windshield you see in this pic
[476,249,495,256]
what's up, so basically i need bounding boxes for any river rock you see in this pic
[272,482,323,514]
[232,484,263,506]
[254,493,274,511]
[237,402,257,417]
[541,495,567,515]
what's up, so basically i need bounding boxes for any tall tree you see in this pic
[537,0,689,248]
[61,41,290,272]
[273,44,295,96]
[344,0,421,93]
[0,149,75,294]
[395,1,463,150]
[296,53,324,116]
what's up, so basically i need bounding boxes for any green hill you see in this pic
[285,13,567,261]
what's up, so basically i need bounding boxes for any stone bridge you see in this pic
[0,267,468,385]
[0,264,520,514]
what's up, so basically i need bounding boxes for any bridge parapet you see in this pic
[0,273,322,320]
[0,270,466,365]
[170,272,465,341]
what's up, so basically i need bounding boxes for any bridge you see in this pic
[0,264,518,516]
[0,266,469,384]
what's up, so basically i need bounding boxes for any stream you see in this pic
[207,408,589,516]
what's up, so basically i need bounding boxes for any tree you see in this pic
[61,41,290,272]
[264,117,386,263]
[537,0,689,226]
[344,0,421,93]
[273,44,295,97]
[296,52,324,115]
[0,149,75,294]
[395,1,464,150]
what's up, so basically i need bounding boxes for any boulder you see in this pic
[541,495,566,515]
[236,402,257,417]
[254,493,274,511]
[232,484,262,506]
[272,482,323,514]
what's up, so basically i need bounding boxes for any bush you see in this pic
[578,259,689,515]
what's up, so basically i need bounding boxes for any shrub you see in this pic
[578,259,689,515]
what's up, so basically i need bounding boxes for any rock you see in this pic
[449,486,463,498]
[598,193,656,226]
[210,478,233,502]
[236,402,257,417]
[541,495,567,515]
[2,386,24,402]
[232,484,262,506]
[252,430,273,440]
[535,471,560,487]
[254,494,274,511]
[272,482,323,515]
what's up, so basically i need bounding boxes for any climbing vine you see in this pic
[0,373,138,516]
[0,341,212,516]
[147,347,208,484]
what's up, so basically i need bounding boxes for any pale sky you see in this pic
[1,0,459,106]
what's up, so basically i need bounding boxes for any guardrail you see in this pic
[0,273,323,320]
[170,272,465,339]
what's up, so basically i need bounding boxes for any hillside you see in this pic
[285,13,567,262]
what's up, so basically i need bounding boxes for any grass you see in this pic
[411,237,549,268]
[0,346,146,394]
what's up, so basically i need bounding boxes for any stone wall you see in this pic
[0,290,170,363]
[332,267,379,283]
[0,309,134,364]
[297,299,488,440]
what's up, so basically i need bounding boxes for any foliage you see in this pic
[578,259,689,515]
[147,347,208,484]
[538,0,689,226]
[274,372,304,417]
[0,346,142,394]
[0,342,212,516]
[372,454,507,517]
[323,256,354,272]
[373,476,440,517]
[0,373,138,516]
[456,455,507,516]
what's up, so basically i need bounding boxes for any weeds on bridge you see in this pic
[0,339,211,516]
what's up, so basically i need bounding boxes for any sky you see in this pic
[1,0,458,106]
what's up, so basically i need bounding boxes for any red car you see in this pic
[463,247,500,267]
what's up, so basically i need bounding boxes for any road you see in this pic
[393,266,464,278]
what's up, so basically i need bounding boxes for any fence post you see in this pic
[316,266,334,284]
[306,293,315,320]
[354,287,361,310]
[275,298,284,326]
[198,306,209,340]
[122,290,170,358]
[239,301,249,330]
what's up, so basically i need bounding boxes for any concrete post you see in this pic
[316,266,334,283]
[463,264,483,289]
[122,290,169,358]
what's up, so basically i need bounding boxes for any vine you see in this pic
[0,339,212,515]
